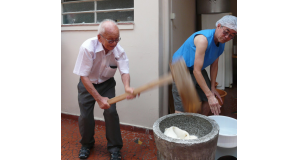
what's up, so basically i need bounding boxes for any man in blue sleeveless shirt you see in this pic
[172,15,237,116]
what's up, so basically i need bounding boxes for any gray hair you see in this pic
[97,19,119,35]
[215,15,237,32]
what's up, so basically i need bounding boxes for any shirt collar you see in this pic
[95,39,104,53]
[95,39,113,56]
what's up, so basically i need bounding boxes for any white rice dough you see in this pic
[164,126,198,139]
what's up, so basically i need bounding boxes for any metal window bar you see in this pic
[62,0,96,5]
[94,1,97,23]
[61,8,134,15]
[62,0,134,24]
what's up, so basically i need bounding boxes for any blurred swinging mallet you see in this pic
[107,58,202,113]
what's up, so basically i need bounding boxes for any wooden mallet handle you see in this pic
[107,73,173,105]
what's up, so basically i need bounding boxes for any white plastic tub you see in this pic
[208,115,237,148]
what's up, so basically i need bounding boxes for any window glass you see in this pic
[63,0,82,2]
[63,13,94,24]
[63,2,94,12]
[97,0,133,10]
[97,11,133,22]
[61,0,134,24]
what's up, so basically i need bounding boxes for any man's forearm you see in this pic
[80,76,102,101]
[121,73,130,89]
[193,70,213,98]
[210,66,218,88]
[210,59,219,89]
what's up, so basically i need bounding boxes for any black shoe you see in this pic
[79,146,92,159]
[110,151,122,160]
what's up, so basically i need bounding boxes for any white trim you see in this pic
[61,23,134,31]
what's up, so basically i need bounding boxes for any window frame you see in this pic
[61,0,134,25]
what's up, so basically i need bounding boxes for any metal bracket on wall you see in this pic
[170,13,176,20]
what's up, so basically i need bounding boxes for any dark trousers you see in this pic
[77,77,123,153]
[172,69,211,112]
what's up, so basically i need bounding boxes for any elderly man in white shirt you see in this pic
[73,19,137,160]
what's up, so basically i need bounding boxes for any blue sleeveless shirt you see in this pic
[172,29,225,70]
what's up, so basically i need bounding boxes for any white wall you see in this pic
[61,0,160,129]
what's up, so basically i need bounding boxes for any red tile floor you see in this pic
[61,117,157,160]
[61,83,237,160]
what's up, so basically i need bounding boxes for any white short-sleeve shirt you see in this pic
[73,37,129,84]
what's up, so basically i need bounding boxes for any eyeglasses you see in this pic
[100,34,121,44]
[221,26,236,39]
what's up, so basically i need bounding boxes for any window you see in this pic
[61,0,134,24]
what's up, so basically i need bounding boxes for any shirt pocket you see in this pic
[102,66,117,78]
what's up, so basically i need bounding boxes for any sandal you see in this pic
[79,146,91,159]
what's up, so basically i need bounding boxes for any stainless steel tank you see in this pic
[197,0,231,14]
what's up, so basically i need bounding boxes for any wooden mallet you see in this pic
[107,58,201,113]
